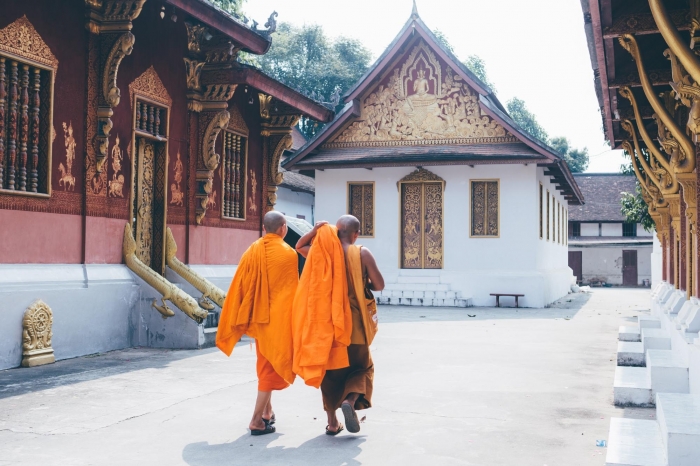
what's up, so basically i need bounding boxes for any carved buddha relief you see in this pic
[326,40,516,148]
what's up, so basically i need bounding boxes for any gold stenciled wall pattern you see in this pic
[326,41,516,148]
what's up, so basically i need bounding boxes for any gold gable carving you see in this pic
[397,167,445,189]
[0,15,58,69]
[227,105,249,136]
[325,41,516,149]
[129,66,173,108]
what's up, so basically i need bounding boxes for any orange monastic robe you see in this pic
[292,225,353,388]
[216,233,298,387]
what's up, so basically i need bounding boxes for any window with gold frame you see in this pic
[546,190,550,241]
[470,179,499,237]
[348,182,374,237]
[221,130,248,220]
[539,183,543,239]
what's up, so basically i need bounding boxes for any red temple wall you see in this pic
[0,209,81,263]
[84,217,126,264]
[0,0,87,215]
[187,225,257,265]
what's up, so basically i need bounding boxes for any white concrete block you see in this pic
[423,291,435,299]
[681,305,700,333]
[605,418,664,466]
[619,326,641,342]
[435,284,449,291]
[443,299,455,307]
[432,299,444,307]
[403,290,414,298]
[422,298,433,306]
[642,328,672,351]
[413,291,424,299]
[435,291,447,299]
[617,341,645,367]
[657,393,700,466]
[639,316,662,329]
[424,284,439,292]
[445,291,456,299]
[410,298,422,306]
[399,298,411,306]
[456,299,470,308]
[647,350,690,395]
[392,290,403,298]
[388,297,400,306]
[614,366,653,407]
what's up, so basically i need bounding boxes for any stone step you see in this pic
[605,418,664,466]
[657,393,700,466]
[646,350,690,396]
[618,341,645,367]
[614,366,653,407]
[376,296,472,308]
[642,328,672,351]
[638,316,661,329]
[396,276,441,284]
[383,283,450,292]
[380,289,456,299]
[620,326,641,342]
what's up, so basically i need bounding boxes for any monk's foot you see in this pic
[326,422,344,436]
[341,401,361,433]
[249,419,267,431]
[262,413,276,425]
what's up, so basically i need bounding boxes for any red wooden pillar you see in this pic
[669,225,675,286]
[680,187,687,291]
[662,236,667,282]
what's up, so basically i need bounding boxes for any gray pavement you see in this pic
[0,288,652,465]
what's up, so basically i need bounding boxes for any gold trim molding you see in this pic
[396,167,445,190]
[0,16,59,70]
[128,65,173,108]
[227,105,249,136]
[196,110,230,224]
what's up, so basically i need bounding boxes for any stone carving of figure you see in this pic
[413,69,430,96]
[63,122,76,176]
[111,134,123,180]
[170,151,184,206]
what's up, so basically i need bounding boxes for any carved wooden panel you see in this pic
[400,181,443,269]
[423,183,443,269]
[348,182,374,236]
[471,180,499,237]
[134,138,154,267]
[401,183,422,269]
[221,130,247,220]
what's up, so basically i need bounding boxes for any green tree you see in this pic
[621,186,655,232]
[506,97,549,143]
[257,22,372,137]
[207,0,245,16]
[549,136,589,173]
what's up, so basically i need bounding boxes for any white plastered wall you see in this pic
[275,187,314,223]
[567,245,652,285]
[314,164,573,308]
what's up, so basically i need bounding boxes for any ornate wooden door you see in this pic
[133,137,167,274]
[400,182,443,269]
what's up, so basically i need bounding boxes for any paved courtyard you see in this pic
[0,288,652,465]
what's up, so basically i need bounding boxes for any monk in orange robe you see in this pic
[216,211,298,435]
[296,215,384,435]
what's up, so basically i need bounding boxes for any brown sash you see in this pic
[347,245,378,345]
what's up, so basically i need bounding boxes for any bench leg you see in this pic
[515,296,519,308]
[496,296,500,307]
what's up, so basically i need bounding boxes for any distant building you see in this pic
[276,127,315,223]
[568,174,654,286]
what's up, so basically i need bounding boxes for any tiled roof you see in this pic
[279,168,315,194]
[569,174,636,222]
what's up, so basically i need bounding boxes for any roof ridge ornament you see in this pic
[412,0,419,18]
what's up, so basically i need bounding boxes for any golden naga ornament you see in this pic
[21,300,56,367]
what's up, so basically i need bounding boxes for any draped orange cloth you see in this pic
[216,233,298,386]
[292,225,353,388]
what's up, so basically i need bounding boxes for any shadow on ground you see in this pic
[0,339,247,400]
[183,432,366,466]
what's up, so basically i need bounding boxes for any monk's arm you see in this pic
[295,221,328,258]
[360,247,385,292]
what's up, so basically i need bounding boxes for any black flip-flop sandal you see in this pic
[341,402,361,433]
[262,414,276,426]
[250,424,276,436]
[325,423,344,436]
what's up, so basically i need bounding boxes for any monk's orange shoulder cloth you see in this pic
[216,234,298,384]
[292,225,353,388]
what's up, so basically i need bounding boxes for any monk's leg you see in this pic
[263,398,274,423]
[342,345,374,410]
[254,341,287,429]
[249,390,272,431]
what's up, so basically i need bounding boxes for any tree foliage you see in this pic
[432,30,496,92]
[207,0,245,16]
[256,22,372,137]
[506,97,549,143]
[549,136,589,173]
[621,186,655,232]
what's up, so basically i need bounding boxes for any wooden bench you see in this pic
[490,293,525,308]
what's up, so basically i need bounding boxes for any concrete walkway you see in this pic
[0,288,651,465]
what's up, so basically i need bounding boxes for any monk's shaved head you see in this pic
[263,211,287,236]
[336,215,361,241]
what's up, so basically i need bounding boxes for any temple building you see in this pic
[284,7,584,308]
[582,0,700,463]
[0,0,333,370]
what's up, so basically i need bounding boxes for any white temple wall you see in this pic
[315,164,573,308]
[274,187,314,223]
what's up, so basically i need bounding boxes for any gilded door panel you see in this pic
[423,183,443,269]
[135,138,155,267]
[401,183,422,269]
